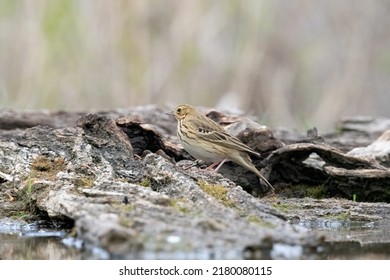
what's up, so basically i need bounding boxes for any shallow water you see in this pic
[1,218,389,259]
[0,219,109,260]
[299,219,390,259]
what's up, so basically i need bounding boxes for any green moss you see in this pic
[272,202,294,213]
[14,176,43,217]
[74,177,95,188]
[139,177,151,187]
[112,201,135,227]
[9,211,34,220]
[119,215,133,227]
[31,156,51,171]
[246,215,276,229]
[30,156,66,180]
[112,202,135,228]
[246,215,262,224]
[112,203,135,212]
[21,177,35,213]
[169,198,190,214]
[198,180,235,208]
[306,185,325,199]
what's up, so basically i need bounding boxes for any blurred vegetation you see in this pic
[1,0,390,131]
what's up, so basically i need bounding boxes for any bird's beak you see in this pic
[166,110,175,116]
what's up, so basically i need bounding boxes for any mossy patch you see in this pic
[9,210,35,220]
[306,185,326,199]
[246,215,276,229]
[112,202,135,213]
[139,177,151,187]
[31,157,51,171]
[74,176,95,188]
[169,198,190,214]
[198,180,235,208]
[21,177,35,213]
[14,176,47,218]
[112,202,135,227]
[30,155,66,180]
[17,155,66,215]
[119,216,132,227]
[272,202,295,213]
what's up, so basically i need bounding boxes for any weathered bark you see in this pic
[0,110,320,259]
[1,107,390,258]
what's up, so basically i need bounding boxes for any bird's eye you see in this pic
[177,108,181,113]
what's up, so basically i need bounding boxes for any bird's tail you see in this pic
[233,153,275,192]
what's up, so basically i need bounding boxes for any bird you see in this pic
[171,104,274,191]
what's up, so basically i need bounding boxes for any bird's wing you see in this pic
[192,116,260,157]
[201,130,260,157]
[191,114,225,132]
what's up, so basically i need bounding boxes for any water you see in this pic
[0,219,107,260]
[0,221,77,260]
[1,218,389,259]
[300,219,390,259]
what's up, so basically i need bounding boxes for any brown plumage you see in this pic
[172,104,274,191]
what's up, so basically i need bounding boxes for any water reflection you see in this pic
[300,220,390,244]
[1,218,390,259]
[0,233,81,260]
[321,241,390,260]
[300,219,390,259]
[0,218,91,260]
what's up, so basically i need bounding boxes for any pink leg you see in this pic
[206,161,220,170]
[213,158,227,172]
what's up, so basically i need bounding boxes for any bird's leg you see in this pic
[182,159,206,170]
[213,158,227,172]
[182,162,197,170]
[206,160,221,170]
[185,159,228,173]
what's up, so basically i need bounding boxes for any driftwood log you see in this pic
[115,110,390,202]
[1,107,390,202]
[1,106,390,258]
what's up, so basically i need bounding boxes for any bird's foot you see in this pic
[206,159,227,172]
[181,162,198,170]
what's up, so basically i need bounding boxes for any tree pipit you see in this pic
[171,104,274,192]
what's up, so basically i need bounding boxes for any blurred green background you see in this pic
[1,0,390,131]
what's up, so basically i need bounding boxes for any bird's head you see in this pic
[171,104,196,120]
